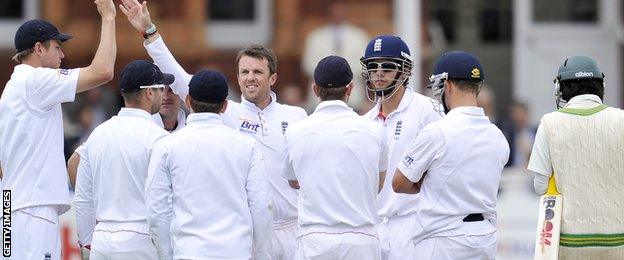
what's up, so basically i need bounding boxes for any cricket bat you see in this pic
[534,175,562,260]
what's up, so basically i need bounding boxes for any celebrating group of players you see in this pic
[2,0,623,260]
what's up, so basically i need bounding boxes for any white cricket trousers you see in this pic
[90,221,157,260]
[413,220,497,260]
[4,206,60,260]
[295,223,380,260]
[376,214,418,260]
[271,218,298,260]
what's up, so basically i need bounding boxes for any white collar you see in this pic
[186,112,223,125]
[313,100,352,114]
[118,108,154,121]
[370,87,413,118]
[565,94,603,109]
[447,106,485,117]
[240,91,278,111]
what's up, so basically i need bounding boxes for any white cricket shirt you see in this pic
[145,35,307,222]
[73,108,168,245]
[0,64,79,214]
[283,100,388,227]
[363,87,441,219]
[152,108,187,132]
[146,113,273,260]
[397,106,509,243]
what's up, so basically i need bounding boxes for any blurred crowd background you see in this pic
[0,0,622,259]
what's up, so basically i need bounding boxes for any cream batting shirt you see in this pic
[146,113,273,260]
[283,100,388,227]
[397,106,509,243]
[73,108,169,246]
[0,64,79,214]
[363,87,442,219]
[528,94,604,194]
[145,35,307,223]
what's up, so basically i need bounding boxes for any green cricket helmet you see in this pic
[554,55,605,108]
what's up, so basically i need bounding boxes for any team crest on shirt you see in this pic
[394,120,403,140]
[58,69,68,76]
[44,252,51,260]
[281,121,289,134]
[239,118,260,135]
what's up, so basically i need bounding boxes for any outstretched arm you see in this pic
[119,0,192,100]
[77,0,117,93]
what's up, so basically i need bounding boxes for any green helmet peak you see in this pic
[556,54,605,82]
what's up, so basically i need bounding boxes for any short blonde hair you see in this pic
[11,40,51,64]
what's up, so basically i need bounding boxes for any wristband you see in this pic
[142,24,158,39]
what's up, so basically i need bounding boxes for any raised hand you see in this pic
[119,0,153,32]
[95,0,116,20]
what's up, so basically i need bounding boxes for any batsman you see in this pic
[528,54,624,259]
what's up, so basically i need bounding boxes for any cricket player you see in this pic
[283,55,387,259]
[146,69,273,259]
[153,85,186,132]
[360,35,441,259]
[120,1,306,258]
[73,60,172,259]
[528,54,624,259]
[0,1,117,258]
[393,51,509,259]
[68,85,186,190]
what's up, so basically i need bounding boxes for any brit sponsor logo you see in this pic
[404,155,414,166]
[239,119,261,135]
[574,71,594,78]
[3,190,10,257]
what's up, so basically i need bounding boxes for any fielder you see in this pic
[360,35,441,259]
[0,1,116,258]
[146,69,273,259]
[73,60,172,259]
[393,51,509,259]
[528,54,624,259]
[152,85,186,132]
[68,84,186,190]
[120,1,306,258]
[283,55,387,259]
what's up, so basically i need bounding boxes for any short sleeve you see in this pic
[527,122,553,177]
[25,68,79,111]
[397,127,445,183]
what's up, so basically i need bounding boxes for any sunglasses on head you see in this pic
[366,61,401,72]
[139,84,166,89]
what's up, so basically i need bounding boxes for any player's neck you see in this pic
[161,113,178,131]
[448,93,478,110]
[124,102,152,115]
[380,86,406,117]
[253,94,272,110]
[21,58,43,68]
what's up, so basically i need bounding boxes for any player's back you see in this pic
[540,106,624,238]
[79,109,168,221]
[159,115,260,256]
[411,107,509,241]
[285,101,385,227]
